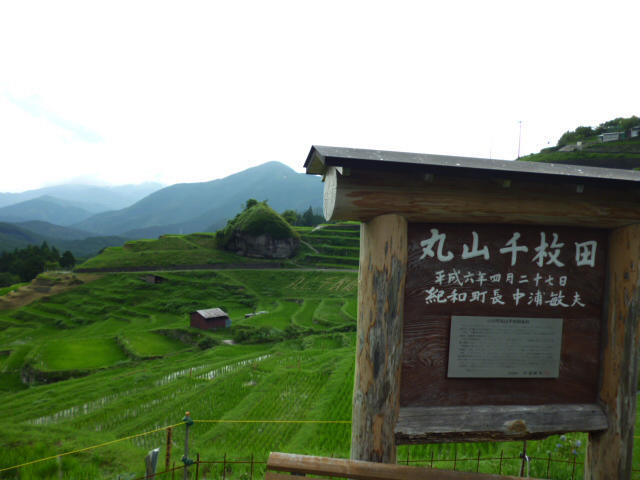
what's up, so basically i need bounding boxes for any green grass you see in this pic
[118,331,189,357]
[123,235,199,252]
[0,242,623,479]
[30,338,128,371]
[77,245,265,270]
[0,282,29,296]
[74,222,360,271]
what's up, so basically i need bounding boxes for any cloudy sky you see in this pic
[1,1,638,192]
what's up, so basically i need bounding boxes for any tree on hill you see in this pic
[280,207,325,227]
[281,209,298,225]
[60,250,76,269]
[217,200,300,258]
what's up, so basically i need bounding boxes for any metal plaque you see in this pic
[447,316,563,378]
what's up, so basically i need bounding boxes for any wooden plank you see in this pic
[351,215,407,463]
[267,452,538,480]
[395,404,607,444]
[322,167,640,228]
[586,225,640,479]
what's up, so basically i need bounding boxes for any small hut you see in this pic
[141,274,166,284]
[190,308,231,331]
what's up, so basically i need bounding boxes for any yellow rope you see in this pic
[0,422,185,473]
[0,419,351,473]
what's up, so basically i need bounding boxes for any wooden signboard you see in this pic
[402,223,606,407]
[305,145,640,479]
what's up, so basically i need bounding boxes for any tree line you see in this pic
[0,242,76,287]
[557,115,640,147]
[281,206,325,227]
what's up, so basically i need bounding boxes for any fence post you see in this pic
[181,412,194,480]
[165,427,172,473]
[145,448,160,479]
[476,451,480,472]
[520,440,528,477]
[546,453,551,478]
[195,453,200,480]
[499,450,503,475]
[453,447,457,471]
[223,453,227,480]
[250,454,254,480]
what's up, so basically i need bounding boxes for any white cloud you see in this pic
[0,0,638,192]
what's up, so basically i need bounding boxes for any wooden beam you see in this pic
[585,225,640,479]
[395,404,607,444]
[351,215,407,463]
[322,167,640,228]
[267,452,534,480]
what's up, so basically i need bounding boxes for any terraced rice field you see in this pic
[1,225,637,478]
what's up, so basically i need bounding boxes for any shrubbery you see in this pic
[216,199,299,249]
[0,242,76,286]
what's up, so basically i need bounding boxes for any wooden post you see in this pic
[165,427,172,473]
[351,214,408,463]
[585,225,640,479]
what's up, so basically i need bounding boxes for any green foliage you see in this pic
[0,272,20,288]
[518,151,640,169]
[30,338,129,371]
[556,115,640,146]
[76,243,261,270]
[0,242,63,282]
[244,198,259,210]
[281,207,325,227]
[0,262,632,479]
[282,209,298,225]
[60,250,76,269]
[217,201,299,249]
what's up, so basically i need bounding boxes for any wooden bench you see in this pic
[266,452,546,480]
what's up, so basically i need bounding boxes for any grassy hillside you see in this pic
[76,224,361,271]
[0,267,611,479]
[0,268,359,478]
[0,222,625,479]
[520,135,640,169]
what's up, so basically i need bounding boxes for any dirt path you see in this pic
[0,273,102,311]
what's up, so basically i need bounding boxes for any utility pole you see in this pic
[517,120,522,159]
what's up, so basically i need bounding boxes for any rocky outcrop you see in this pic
[226,232,299,259]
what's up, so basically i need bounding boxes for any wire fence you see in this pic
[127,451,637,480]
[4,419,640,479]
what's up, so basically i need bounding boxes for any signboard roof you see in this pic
[305,145,640,186]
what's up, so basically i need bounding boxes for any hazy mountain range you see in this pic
[0,162,323,257]
[0,183,164,212]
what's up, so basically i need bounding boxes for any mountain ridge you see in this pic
[73,161,322,236]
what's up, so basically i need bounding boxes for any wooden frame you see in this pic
[305,146,640,479]
[265,452,540,480]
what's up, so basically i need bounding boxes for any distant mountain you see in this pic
[0,182,164,213]
[0,221,127,258]
[0,223,43,252]
[15,221,94,240]
[0,196,95,226]
[74,162,323,236]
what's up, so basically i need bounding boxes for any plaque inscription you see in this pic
[401,223,606,406]
[447,316,563,378]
